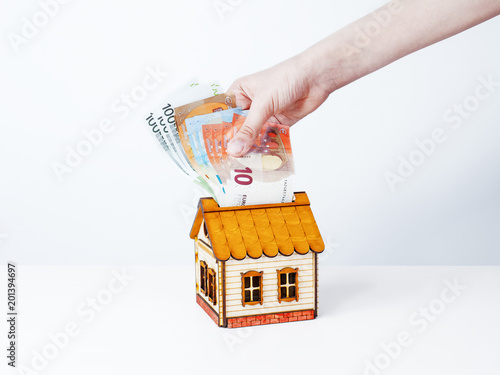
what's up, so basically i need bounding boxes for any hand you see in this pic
[227,55,331,157]
[227,0,500,158]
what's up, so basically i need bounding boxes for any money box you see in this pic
[190,192,325,328]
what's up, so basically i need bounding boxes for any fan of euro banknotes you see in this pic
[146,91,295,207]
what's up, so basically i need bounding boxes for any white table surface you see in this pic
[3,265,499,375]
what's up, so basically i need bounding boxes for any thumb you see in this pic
[228,100,272,157]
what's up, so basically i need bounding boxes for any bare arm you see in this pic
[227,0,500,157]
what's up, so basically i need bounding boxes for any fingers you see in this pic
[227,81,252,110]
[228,99,272,157]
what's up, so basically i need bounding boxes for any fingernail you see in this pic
[228,139,245,156]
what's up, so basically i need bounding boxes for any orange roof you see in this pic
[189,192,325,261]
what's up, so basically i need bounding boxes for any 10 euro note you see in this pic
[210,113,295,207]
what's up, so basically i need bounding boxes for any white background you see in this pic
[3,265,500,375]
[1,2,500,374]
[1,0,500,266]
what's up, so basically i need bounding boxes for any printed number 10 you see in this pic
[234,167,253,185]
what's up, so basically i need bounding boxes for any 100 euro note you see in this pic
[145,106,216,196]
[145,84,234,198]
[146,91,236,200]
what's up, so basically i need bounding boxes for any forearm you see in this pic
[301,0,500,93]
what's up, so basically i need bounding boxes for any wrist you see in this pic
[295,37,360,95]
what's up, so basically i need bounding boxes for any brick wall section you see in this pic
[227,310,315,328]
[196,294,219,326]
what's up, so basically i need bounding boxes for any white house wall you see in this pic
[225,252,315,318]
[197,219,211,245]
[195,234,219,312]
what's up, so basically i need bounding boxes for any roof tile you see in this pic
[190,192,325,260]
[277,237,295,256]
[292,238,310,254]
[262,241,279,257]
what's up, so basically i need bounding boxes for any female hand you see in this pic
[227,55,332,157]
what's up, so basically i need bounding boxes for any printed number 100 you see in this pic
[234,167,253,185]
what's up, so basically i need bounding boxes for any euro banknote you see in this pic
[204,112,295,206]
[146,92,295,207]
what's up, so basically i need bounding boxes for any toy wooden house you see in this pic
[190,192,325,328]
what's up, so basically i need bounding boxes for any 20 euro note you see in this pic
[185,107,243,167]
[187,107,245,166]
[210,112,295,207]
[181,104,243,198]
[185,115,225,197]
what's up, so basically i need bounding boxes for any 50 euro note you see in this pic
[174,93,236,198]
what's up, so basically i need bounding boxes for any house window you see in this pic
[241,271,263,306]
[200,261,208,295]
[277,267,299,303]
[208,268,217,305]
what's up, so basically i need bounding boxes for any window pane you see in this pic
[281,286,287,298]
[252,288,260,302]
[289,272,296,284]
[245,290,251,302]
[289,286,296,298]
[244,277,250,288]
[200,265,206,292]
[280,273,286,284]
[252,276,260,287]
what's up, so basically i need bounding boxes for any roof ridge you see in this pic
[200,192,310,213]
